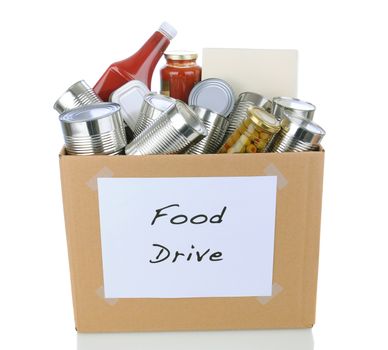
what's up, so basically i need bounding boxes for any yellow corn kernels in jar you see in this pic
[219,107,281,153]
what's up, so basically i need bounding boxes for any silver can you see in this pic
[125,101,207,155]
[186,106,229,154]
[225,92,272,140]
[188,78,235,117]
[54,80,102,113]
[272,97,315,121]
[267,115,325,152]
[59,103,127,155]
[133,93,176,137]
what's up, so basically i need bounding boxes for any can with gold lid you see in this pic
[219,107,281,153]
[160,51,202,103]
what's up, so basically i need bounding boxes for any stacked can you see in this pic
[267,115,325,152]
[54,80,102,113]
[186,106,229,154]
[219,107,280,153]
[272,97,315,121]
[59,103,127,155]
[125,101,207,155]
[133,93,176,137]
[225,92,272,140]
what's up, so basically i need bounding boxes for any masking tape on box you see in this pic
[86,167,114,191]
[264,164,288,190]
[256,282,283,305]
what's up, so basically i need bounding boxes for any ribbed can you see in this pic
[272,97,316,121]
[225,92,272,140]
[133,93,176,137]
[54,80,102,113]
[267,115,325,153]
[186,106,229,154]
[59,103,127,155]
[125,101,207,155]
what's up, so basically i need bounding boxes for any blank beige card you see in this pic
[202,48,298,98]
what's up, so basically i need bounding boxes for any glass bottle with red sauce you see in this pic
[160,52,201,103]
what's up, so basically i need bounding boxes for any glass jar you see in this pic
[160,51,201,103]
[219,107,281,153]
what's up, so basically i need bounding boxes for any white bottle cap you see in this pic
[158,22,177,40]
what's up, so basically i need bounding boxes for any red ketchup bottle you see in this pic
[93,22,177,101]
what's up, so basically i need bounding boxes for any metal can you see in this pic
[186,106,229,154]
[225,92,272,140]
[59,103,126,155]
[54,80,102,113]
[125,101,207,155]
[188,78,235,117]
[267,115,325,152]
[133,93,176,137]
[272,97,315,121]
[219,107,281,153]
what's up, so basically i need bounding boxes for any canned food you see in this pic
[272,97,315,121]
[54,80,102,113]
[225,92,272,140]
[186,106,229,154]
[133,93,176,137]
[219,107,281,154]
[267,115,325,152]
[59,103,126,155]
[188,78,235,117]
[125,101,207,155]
[109,80,150,130]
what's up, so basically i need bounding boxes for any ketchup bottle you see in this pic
[93,22,177,101]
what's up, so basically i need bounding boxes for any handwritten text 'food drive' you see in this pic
[149,204,226,264]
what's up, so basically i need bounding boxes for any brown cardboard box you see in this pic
[59,149,324,332]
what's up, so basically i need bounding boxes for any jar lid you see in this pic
[165,51,198,60]
[247,107,281,133]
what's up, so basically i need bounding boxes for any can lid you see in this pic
[145,93,176,111]
[165,51,198,60]
[110,80,150,130]
[59,102,121,123]
[188,78,235,117]
[247,107,281,133]
[273,97,316,111]
[281,115,326,144]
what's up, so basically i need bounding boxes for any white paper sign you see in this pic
[97,176,277,299]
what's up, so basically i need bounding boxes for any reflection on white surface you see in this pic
[77,329,313,350]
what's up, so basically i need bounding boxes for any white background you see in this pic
[0,0,387,349]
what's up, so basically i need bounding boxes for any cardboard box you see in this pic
[59,149,324,332]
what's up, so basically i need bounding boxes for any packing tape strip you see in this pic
[86,167,114,191]
[264,163,288,190]
[256,282,283,305]
[96,285,118,306]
